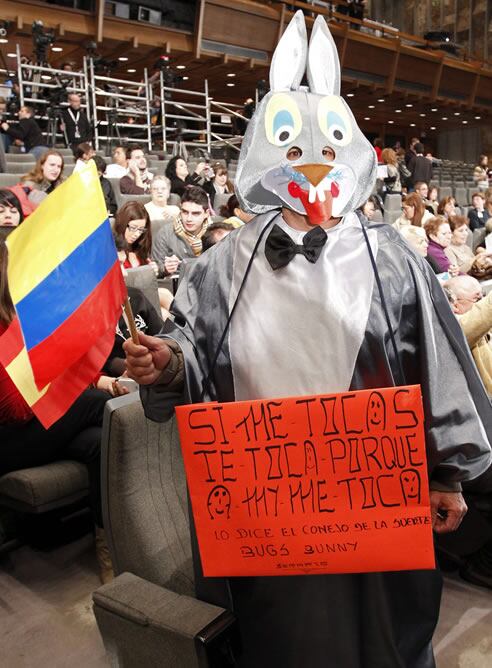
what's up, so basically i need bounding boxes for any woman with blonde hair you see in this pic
[20,150,64,207]
[392,192,433,231]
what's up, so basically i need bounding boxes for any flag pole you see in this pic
[123,297,140,344]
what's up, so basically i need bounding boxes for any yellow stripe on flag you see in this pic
[6,347,50,406]
[7,161,107,304]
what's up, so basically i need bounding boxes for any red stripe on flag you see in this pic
[28,262,126,389]
[0,318,24,367]
[32,325,116,428]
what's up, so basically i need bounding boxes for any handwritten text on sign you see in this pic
[175,386,435,577]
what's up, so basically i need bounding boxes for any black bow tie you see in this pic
[264,224,328,270]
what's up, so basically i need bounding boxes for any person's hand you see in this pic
[164,255,180,275]
[123,332,172,385]
[1,122,8,131]
[448,263,460,277]
[60,122,65,132]
[128,158,139,175]
[430,490,467,534]
[97,375,130,397]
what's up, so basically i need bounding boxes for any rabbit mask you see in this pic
[235,11,377,225]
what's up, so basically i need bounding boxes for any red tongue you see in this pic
[288,181,338,226]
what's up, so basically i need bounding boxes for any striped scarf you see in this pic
[174,218,209,256]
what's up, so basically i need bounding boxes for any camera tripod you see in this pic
[45,106,68,147]
[105,108,121,156]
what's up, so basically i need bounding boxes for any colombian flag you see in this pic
[0,161,126,426]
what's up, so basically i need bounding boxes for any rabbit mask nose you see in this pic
[293,164,333,186]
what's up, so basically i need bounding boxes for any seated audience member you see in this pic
[105,144,128,179]
[380,148,401,195]
[399,224,442,274]
[202,222,234,252]
[445,216,475,274]
[0,241,113,583]
[93,155,117,216]
[359,195,381,222]
[220,194,255,227]
[0,189,24,228]
[468,192,490,231]
[0,105,48,160]
[414,181,434,213]
[165,156,208,197]
[437,195,458,219]
[446,275,491,395]
[145,175,180,222]
[203,163,234,199]
[152,186,210,275]
[119,145,153,194]
[114,201,173,315]
[73,142,95,172]
[20,150,64,207]
[393,192,433,231]
[424,215,459,276]
[103,286,163,378]
[114,201,157,272]
[485,196,492,233]
[427,185,439,215]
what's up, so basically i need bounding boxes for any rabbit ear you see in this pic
[269,10,308,92]
[307,15,341,96]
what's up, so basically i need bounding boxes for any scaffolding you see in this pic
[9,47,246,157]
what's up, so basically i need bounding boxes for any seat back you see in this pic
[101,396,194,596]
[124,264,161,314]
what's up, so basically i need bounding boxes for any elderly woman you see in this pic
[144,175,180,222]
[20,150,64,207]
[424,215,459,276]
[392,192,433,231]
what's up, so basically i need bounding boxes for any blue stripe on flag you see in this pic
[16,219,117,350]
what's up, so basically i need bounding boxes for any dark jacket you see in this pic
[61,106,92,145]
[468,208,490,232]
[169,173,203,198]
[410,155,433,186]
[100,176,117,215]
[3,118,45,151]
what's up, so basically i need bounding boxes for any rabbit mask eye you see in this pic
[265,94,302,147]
[317,96,352,147]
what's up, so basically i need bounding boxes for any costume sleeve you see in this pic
[139,259,207,422]
[409,255,492,485]
[458,291,492,348]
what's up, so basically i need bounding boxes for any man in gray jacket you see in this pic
[152,186,210,276]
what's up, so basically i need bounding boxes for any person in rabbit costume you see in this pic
[125,12,492,668]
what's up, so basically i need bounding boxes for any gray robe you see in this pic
[141,211,492,668]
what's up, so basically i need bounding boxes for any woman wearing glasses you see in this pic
[114,201,172,316]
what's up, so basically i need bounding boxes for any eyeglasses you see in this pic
[127,224,146,235]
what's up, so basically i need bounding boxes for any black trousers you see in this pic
[0,389,108,527]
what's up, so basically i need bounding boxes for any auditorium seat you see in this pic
[93,396,234,667]
[0,174,21,188]
[168,193,181,207]
[439,186,453,200]
[0,460,89,515]
[213,192,232,212]
[124,264,161,315]
[5,162,35,174]
[454,187,467,207]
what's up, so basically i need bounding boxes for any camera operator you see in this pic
[60,93,92,153]
[1,105,48,159]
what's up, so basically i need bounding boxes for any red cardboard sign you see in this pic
[175,386,435,577]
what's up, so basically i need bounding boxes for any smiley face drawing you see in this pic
[400,469,421,505]
[207,485,232,520]
[366,391,386,431]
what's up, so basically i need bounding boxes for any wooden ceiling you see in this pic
[1,0,491,143]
